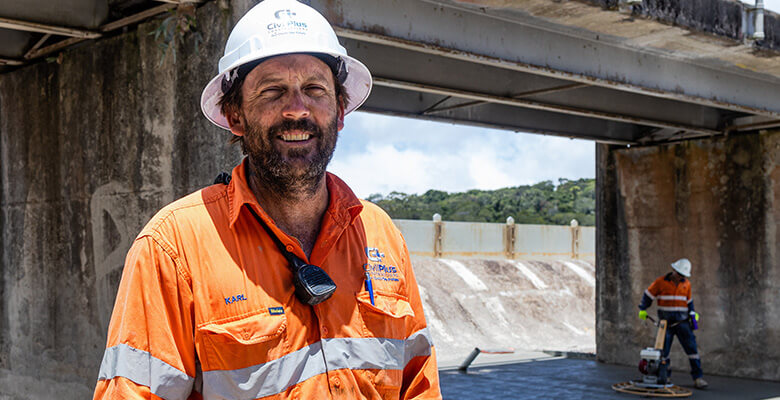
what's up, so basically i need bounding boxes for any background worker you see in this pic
[638,258,708,389]
[93,0,441,398]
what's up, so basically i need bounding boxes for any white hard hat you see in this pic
[670,258,691,277]
[200,0,373,130]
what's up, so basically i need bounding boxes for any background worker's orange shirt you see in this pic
[646,275,692,312]
[639,273,695,322]
[94,160,441,400]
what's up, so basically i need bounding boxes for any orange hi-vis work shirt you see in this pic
[94,161,441,400]
[639,273,695,322]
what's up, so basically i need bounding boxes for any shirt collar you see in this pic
[664,272,686,283]
[227,158,363,229]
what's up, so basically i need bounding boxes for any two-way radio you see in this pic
[215,172,337,305]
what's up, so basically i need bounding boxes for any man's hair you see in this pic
[218,60,350,152]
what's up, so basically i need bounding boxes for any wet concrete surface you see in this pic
[440,357,780,399]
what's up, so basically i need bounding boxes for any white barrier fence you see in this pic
[393,216,594,263]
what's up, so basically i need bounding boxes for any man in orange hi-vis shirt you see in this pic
[638,258,707,389]
[93,1,441,399]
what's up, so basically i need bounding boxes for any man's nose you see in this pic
[282,89,311,120]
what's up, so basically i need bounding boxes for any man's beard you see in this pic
[243,116,338,198]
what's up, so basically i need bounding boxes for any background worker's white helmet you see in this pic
[200,0,373,130]
[671,258,692,277]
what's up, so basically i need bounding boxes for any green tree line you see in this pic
[366,178,595,226]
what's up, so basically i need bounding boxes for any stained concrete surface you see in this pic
[440,357,780,399]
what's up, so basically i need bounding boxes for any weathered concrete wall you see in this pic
[596,130,780,380]
[0,1,253,398]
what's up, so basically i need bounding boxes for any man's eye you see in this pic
[261,88,282,96]
[305,86,326,94]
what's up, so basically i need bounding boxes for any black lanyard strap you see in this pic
[245,205,337,305]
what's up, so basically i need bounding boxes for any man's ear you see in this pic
[226,109,246,137]
[336,103,345,132]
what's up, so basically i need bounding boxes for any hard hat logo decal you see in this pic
[267,9,308,37]
[274,9,296,19]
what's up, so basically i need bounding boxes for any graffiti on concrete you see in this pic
[90,181,143,331]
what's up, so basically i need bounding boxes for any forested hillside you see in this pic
[366,178,595,226]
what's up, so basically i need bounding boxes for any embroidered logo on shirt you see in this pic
[224,294,247,305]
[364,246,399,282]
[366,247,385,262]
[268,307,285,315]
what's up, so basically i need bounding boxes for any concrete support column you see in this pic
[595,131,780,380]
[504,216,516,259]
[433,213,443,258]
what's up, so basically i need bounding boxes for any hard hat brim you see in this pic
[200,49,372,131]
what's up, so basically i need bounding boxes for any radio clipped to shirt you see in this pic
[215,172,337,305]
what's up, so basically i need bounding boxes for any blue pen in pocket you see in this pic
[365,270,375,306]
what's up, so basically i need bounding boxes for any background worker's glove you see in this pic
[690,311,699,330]
[639,310,648,320]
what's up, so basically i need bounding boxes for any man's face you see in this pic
[229,54,344,195]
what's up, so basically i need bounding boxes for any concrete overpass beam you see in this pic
[309,0,780,118]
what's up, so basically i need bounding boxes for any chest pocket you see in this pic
[356,291,414,339]
[197,311,289,371]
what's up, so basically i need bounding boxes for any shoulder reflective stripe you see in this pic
[202,328,434,399]
[98,343,194,400]
[644,290,655,300]
[657,295,688,301]
[657,306,689,312]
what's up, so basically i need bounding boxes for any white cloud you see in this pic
[329,112,595,198]
[765,0,780,13]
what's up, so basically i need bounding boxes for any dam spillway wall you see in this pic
[395,219,595,263]
[411,257,595,366]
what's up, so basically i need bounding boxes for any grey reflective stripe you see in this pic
[688,354,700,359]
[203,341,326,400]
[325,328,433,371]
[202,328,434,400]
[644,290,655,300]
[658,306,688,312]
[657,295,687,301]
[98,343,194,400]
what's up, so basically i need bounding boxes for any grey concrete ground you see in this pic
[441,356,780,399]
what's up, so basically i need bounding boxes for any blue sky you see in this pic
[329,112,596,198]
[328,1,780,199]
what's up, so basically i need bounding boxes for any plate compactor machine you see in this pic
[612,317,693,398]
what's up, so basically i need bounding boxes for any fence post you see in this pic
[433,213,443,258]
[504,216,516,259]
[570,219,580,259]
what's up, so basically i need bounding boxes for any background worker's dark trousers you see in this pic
[662,320,703,379]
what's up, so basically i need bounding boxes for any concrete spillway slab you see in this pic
[412,257,596,367]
